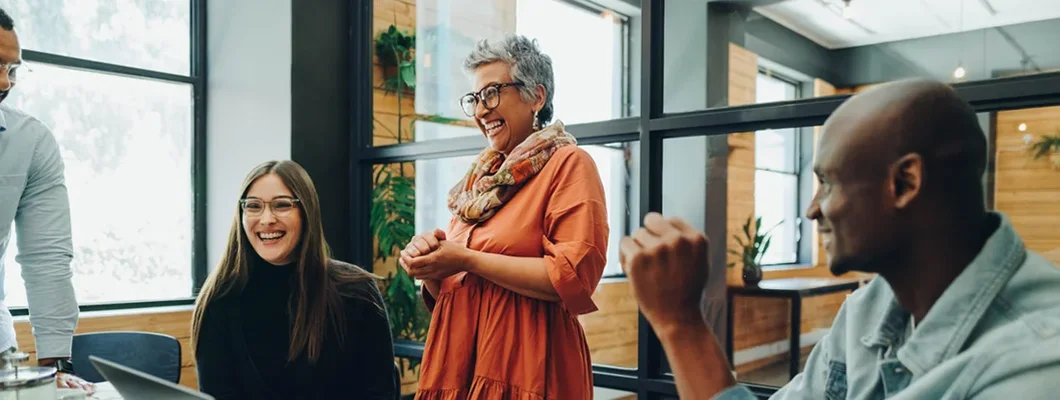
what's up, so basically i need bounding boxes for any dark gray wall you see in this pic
[290,0,354,262]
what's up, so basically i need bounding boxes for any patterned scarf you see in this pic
[447,121,577,224]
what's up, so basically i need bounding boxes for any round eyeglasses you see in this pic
[240,197,301,216]
[458,82,524,117]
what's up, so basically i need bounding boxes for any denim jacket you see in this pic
[717,212,1060,399]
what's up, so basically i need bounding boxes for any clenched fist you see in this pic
[620,212,711,335]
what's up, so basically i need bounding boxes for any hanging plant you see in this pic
[375,25,416,93]
[1026,134,1060,170]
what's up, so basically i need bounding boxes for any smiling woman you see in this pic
[400,35,609,400]
[190,160,395,399]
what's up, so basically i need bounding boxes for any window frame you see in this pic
[754,70,805,267]
[350,0,1060,398]
[8,0,207,316]
[554,0,634,119]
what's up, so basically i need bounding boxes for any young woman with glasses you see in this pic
[191,160,395,399]
[400,35,609,399]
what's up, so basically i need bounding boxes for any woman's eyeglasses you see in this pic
[240,198,300,216]
[458,82,524,117]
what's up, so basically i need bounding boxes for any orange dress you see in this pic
[414,146,609,400]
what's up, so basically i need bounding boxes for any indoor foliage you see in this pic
[1027,134,1060,169]
[372,24,430,377]
[727,215,780,285]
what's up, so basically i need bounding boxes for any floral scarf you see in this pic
[447,121,577,224]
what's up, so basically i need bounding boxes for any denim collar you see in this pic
[860,212,1026,376]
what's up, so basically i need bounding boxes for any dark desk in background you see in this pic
[726,277,865,380]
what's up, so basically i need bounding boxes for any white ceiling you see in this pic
[756,0,1060,49]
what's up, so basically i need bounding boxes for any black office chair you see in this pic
[71,331,182,384]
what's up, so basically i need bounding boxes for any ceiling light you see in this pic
[953,65,966,80]
[1018,123,1027,132]
[600,10,616,23]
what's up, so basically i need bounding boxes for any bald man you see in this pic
[620,79,1060,399]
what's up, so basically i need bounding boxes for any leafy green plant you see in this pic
[375,25,416,93]
[370,165,430,375]
[1027,134,1060,169]
[727,215,781,269]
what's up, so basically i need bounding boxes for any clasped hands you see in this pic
[398,228,469,281]
[400,212,712,334]
[620,212,711,335]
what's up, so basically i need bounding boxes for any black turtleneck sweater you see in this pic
[195,258,395,399]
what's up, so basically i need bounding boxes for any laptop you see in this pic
[88,355,214,400]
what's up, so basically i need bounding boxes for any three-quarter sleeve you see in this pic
[541,147,609,315]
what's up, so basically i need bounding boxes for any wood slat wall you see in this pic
[14,309,198,389]
[994,106,1060,263]
[579,279,639,369]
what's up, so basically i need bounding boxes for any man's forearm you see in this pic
[657,322,738,400]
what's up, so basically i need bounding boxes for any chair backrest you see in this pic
[72,331,182,384]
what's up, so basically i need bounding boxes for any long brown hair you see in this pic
[191,160,379,363]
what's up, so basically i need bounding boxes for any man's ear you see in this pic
[890,153,923,209]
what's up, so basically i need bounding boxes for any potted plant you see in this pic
[1027,133,1060,170]
[727,215,781,286]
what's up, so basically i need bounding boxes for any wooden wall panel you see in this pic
[995,106,1060,264]
[580,280,639,369]
[14,309,199,389]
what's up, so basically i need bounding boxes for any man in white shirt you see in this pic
[0,7,92,392]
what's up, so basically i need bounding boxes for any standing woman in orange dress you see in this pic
[399,34,609,400]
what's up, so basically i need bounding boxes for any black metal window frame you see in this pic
[9,0,208,316]
[349,1,1060,398]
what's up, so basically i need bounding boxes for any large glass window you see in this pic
[0,0,190,75]
[516,0,628,125]
[754,72,801,265]
[373,0,634,146]
[362,0,1060,397]
[0,1,200,308]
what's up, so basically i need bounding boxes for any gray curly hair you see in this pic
[463,35,555,128]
